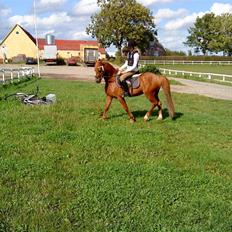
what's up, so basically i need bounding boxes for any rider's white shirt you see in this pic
[119,52,140,72]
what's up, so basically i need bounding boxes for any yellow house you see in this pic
[0,24,105,61]
[0,24,38,60]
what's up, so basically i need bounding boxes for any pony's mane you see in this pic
[99,60,116,75]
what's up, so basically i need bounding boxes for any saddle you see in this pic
[116,73,141,89]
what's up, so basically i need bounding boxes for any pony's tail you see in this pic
[161,76,175,119]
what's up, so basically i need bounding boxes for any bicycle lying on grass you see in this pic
[3,86,56,105]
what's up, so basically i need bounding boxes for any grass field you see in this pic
[154,64,232,75]
[0,79,232,231]
[151,64,232,86]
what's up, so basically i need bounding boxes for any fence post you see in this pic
[2,71,5,83]
[17,71,20,82]
[11,70,13,83]
[208,74,211,80]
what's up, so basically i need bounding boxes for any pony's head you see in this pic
[94,59,116,83]
[94,59,105,83]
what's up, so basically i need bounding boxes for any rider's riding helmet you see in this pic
[127,40,136,49]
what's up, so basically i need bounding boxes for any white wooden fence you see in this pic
[159,68,232,83]
[0,67,35,84]
[140,60,232,65]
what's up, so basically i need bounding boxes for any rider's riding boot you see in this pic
[121,80,131,97]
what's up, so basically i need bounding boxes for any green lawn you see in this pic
[155,64,232,75]
[152,64,232,86]
[0,79,232,231]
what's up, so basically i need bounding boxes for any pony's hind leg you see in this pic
[156,95,163,120]
[144,93,163,121]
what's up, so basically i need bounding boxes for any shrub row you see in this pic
[139,64,161,74]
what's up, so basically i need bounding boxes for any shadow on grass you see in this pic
[132,108,183,120]
[110,108,183,121]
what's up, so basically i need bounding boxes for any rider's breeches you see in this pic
[119,71,136,82]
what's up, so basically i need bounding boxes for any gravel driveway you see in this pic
[1,64,232,101]
[170,78,232,101]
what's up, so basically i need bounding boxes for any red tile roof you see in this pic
[38,39,105,53]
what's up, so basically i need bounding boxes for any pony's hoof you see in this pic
[100,116,107,120]
[130,118,136,123]
[157,116,163,120]
[144,114,149,122]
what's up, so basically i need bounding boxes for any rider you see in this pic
[118,40,140,97]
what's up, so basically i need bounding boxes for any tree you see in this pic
[218,14,232,56]
[184,13,216,55]
[184,13,232,56]
[86,0,157,53]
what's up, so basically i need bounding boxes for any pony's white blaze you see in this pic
[100,66,104,72]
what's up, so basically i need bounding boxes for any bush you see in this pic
[139,64,161,74]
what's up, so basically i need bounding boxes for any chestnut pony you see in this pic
[94,59,175,123]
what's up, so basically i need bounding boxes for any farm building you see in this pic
[0,24,106,62]
[143,39,166,56]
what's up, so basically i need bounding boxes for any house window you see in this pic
[16,31,19,34]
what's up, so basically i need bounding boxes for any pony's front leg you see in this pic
[101,95,113,120]
[117,96,135,123]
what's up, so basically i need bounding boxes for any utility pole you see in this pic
[33,0,41,78]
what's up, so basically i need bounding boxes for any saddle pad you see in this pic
[126,74,141,89]
[115,74,141,89]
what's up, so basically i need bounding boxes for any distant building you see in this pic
[0,24,106,61]
[143,39,166,56]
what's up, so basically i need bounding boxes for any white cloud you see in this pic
[38,12,72,27]
[138,0,174,7]
[157,2,232,51]
[36,0,67,12]
[162,2,232,31]
[210,3,232,15]
[9,12,71,29]
[157,30,189,51]
[164,12,205,30]
[73,0,99,16]
[72,31,89,39]
[9,15,34,28]
[40,30,56,38]
[155,8,188,23]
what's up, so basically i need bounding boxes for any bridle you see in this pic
[95,61,116,83]
[95,63,107,82]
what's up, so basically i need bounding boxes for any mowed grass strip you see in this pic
[155,64,232,75]
[0,79,232,231]
[155,64,232,86]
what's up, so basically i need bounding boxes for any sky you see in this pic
[0,0,232,55]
